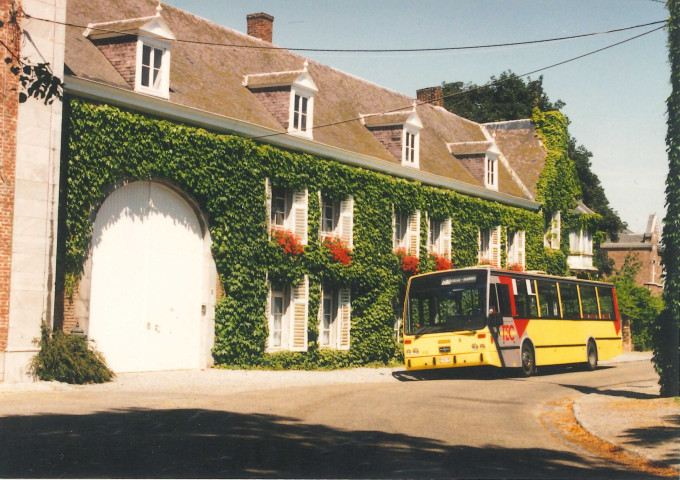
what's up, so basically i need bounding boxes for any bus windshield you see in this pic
[406,271,487,336]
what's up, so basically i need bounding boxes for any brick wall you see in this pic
[606,248,663,296]
[251,87,292,129]
[367,125,404,161]
[93,36,137,87]
[247,13,274,43]
[0,0,21,351]
[416,86,444,108]
[458,154,486,185]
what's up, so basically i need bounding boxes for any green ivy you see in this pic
[62,99,551,369]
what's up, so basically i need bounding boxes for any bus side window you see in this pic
[497,284,512,316]
[512,278,538,318]
[559,283,581,319]
[598,287,615,320]
[537,280,560,318]
[580,286,599,319]
[489,285,499,315]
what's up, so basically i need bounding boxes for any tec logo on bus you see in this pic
[500,325,516,342]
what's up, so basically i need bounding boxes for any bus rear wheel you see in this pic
[586,340,598,371]
[520,342,536,377]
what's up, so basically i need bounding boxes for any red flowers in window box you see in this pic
[432,252,453,271]
[395,248,419,275]
[506,263,524,272]
[324,237,352,266]
[478,259,499,268]
[272,229,304,256]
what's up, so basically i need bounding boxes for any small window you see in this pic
[320,289,337,348]
[486,155,497,189]
[321,197,340,234]
[394,212,409,249]
[490,283,512,317]
[293,93,309,132]
[270,282,289,348]
[560,283,581,319]
[402,129,419,168]
[271,187,291,228]
[319,285,351,350]
[429,219,442,252]
[141,44,163,89]
[537,280,560,318]
[512,278,538,318]
[580,285,599,319]
[598,287,615,320]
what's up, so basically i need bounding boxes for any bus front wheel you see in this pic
[586,340,598,371]
[520,342,536,377]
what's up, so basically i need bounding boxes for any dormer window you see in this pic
[485,153,498,190]
[245,61,318,139]
[362,107,422,169]
[136,38,170,96]
[84,8,175,100]
[449,141,501,190]
[403,129,419,167]
[291,92,311,134]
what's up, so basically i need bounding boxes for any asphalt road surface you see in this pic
[0,360,663,478]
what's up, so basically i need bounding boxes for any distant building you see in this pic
[601,213,664,295]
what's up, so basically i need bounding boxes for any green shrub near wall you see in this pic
[63,99,549,368]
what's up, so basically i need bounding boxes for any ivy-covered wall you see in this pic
[62,98,554,368]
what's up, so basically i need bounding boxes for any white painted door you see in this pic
[89,182,204,372]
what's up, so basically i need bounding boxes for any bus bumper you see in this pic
[405,351,501,371]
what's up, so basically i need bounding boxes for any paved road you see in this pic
[0,361,664,478]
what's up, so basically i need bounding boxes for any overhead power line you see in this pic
[249,24,665,141]
[23,12,666,54]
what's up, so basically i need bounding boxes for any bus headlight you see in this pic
[406,349,411,355]
[480,344,486,350]
[413,348,419,355]
[471,344,478,351]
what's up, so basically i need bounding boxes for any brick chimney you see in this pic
[416,86,444,108]
[247,13,274,43]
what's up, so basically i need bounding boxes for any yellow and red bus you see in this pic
[403,267,622,376]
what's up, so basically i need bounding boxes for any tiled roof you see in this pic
[449,141,494,156]
[64,0,536,201]
[483,120,547,196]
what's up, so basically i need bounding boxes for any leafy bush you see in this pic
[30,322,114,384]
[611,255,664,351]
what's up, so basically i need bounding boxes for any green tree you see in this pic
[611,254,664,351]
[653,0,680,398]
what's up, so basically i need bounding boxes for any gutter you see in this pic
[65,76,541,211]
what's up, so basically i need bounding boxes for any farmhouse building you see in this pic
[0,0,599,380]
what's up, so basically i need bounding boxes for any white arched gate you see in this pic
[88,181,211,373]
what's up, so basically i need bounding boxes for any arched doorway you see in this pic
[88,181,214,372]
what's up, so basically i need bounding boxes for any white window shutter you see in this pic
[392,205,399,250]
[290,275,308,351]
[442,217,452,259]
[337,287,351,350]
[490,226,501,267]
[517,231,526,270]
[265,178,272,237]
[408,210,420,257]
[339,195,354,248]
[292,189,308,245]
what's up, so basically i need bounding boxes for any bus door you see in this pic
[489,278,521,368]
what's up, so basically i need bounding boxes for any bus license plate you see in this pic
[439,356,452,363]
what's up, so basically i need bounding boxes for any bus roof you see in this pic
[409,266,614,287]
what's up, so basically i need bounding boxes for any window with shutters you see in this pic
[267,276,309,352]
[479,226,501,267]
[507,230,526,270]
[544,211,561,249]
[319,285,351,350]
[567,229,595,270]
[484,154,498,190]
[393,209,420,257]
[319,195,354,247]
[428,217,452,258]
[135,38,170,98]
[266,180,308,244]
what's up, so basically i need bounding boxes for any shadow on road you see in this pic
[621,414,680,465]
[0,408,667,478]
[558,383,659,400]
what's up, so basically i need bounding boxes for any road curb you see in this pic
[572,394,679,471]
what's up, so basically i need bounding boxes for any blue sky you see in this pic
[164,0,670,233]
